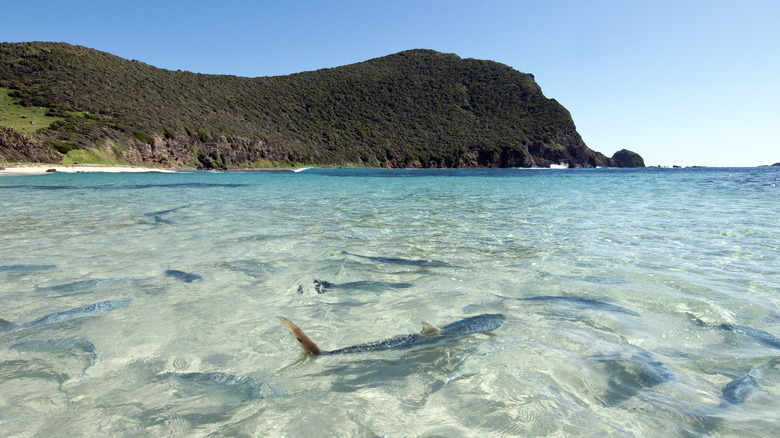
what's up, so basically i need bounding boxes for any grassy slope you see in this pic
[0,87,62,132]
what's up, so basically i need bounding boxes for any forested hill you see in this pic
[0,42,628,169]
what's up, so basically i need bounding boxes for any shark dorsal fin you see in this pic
[420,322,441,336]
[278,317,323,355]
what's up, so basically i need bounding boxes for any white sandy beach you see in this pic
[0,164,175,175]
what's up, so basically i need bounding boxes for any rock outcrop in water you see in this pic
[611,149,645,168]
[0,42,621,168]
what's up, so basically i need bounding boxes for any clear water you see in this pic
[1,167,778,437]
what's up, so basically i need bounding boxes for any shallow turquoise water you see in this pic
[1,167,779,436]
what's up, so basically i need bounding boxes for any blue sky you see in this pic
[3,0,778,166]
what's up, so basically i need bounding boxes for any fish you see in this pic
[0,299,135,332]
[722,373,758,404]
[278,313,504,355]
[624,346,676,386]
[539,271,629,285]
[495,294,640,317]
[564,275,628,285]
[341,251,460,268]
[313,279,414,294]
[10,337,97,357]
[236,234,280,242]
[716,323,780,349]
[0,264,58,272]
[165,269,204,283]
[721,358,779,405]
[686,313,780,349]
[35,277,139,295]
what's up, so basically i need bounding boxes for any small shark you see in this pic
[313,279,414,294]
[341,251,460,268]
[278,313,504,355]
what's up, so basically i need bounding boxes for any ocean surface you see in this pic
[1,167,778,437]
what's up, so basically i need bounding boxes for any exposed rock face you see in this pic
[612,149,645,168]
[120,134,296,170]
[0,126,59,162]
[772,162,780,167]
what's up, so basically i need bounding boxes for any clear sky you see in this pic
[2,0,778,166]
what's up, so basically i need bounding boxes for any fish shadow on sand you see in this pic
[138,204,190,226]
[588,343,676,406]
[341,251,461,268]
[218,260,280,280]
[494,294,640,317]
[128,371,284,431]
[3,337,99,385]
[165,269,204,283]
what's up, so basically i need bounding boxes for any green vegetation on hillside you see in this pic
[0,42,615,168]
[0,87,63,132]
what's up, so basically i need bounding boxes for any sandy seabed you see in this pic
[0,164,175,175]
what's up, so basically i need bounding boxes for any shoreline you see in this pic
[0,164,314,175]
[0,164,177,176]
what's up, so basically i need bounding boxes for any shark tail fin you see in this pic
[277,317,323,355]
[420,322,441,336]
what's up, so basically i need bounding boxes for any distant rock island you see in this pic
[612,149,645,168]
[0,42,643,169]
